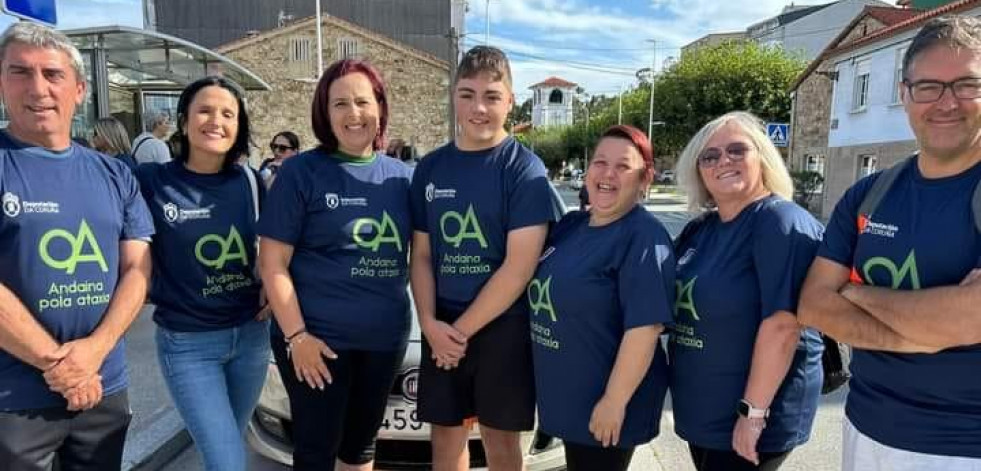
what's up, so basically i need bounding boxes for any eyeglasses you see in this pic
[270,144,295,153]
[905,77,981,103]
[697,143,753,168]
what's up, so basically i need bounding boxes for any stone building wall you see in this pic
[822,139,918,219]
[218,16,450,162]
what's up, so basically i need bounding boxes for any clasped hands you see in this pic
[41,337,108,412]
[421,319,468,370]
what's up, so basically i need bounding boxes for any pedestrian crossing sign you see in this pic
[766,123,789,147]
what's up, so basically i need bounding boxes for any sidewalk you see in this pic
[121,307,190,471]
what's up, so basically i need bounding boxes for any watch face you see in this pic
[737,400,750,417]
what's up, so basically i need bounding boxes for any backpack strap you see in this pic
[132,135,152,157]
[973,174,981,235]
[240,163,260,222]
[857,156,915,220]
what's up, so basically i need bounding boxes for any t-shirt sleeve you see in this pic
[817,176,875,268]
[257,159,306,245]
[409,156,430,233]
[618,217,676,330]
[506,150,555,231]
[119,162,155,241]
[752,202,823,319]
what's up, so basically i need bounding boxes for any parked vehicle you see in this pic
[247,184,570,470]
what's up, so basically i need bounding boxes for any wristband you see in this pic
[286,328,307,342]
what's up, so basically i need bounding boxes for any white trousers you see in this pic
[843,417,981,471]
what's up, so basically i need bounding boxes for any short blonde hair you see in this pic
[676,111,794,213]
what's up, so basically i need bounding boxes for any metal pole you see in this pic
[316,0,324,78]
[485,0,490,44]
[618,85,623,124]
[647,40,656,140]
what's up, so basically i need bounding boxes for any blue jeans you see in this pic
[156,319,270,471]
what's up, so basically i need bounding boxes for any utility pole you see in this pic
[647,39,656,141]
[315,0,323,78]
[448,27,460,140]
[618,85,623,124]
[485,0,490,44]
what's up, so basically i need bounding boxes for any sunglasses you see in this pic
[697,143,753,168]
[270,144,295,153]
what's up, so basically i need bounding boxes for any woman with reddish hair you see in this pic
[257,59,412,471]
[527,125,676,470]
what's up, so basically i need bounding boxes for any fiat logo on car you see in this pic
[401,368,419,403]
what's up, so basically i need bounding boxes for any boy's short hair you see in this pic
[455,46,513,90]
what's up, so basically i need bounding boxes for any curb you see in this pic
[123,408,191,471]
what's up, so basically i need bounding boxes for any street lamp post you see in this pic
[315,0,323,78]
[646,39,656,141]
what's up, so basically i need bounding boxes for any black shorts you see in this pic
[418,313,535,431]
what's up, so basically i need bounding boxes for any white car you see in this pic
[246,319,566,470]
[247,185,569,469]
[570,174,584,190]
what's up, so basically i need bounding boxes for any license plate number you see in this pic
[380,407,427,432]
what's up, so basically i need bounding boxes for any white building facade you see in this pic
[530,77,578,128]
[821,4,981,216]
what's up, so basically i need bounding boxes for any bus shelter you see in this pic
[58,25,270,141]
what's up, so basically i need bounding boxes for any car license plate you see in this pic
[380,406,428,433]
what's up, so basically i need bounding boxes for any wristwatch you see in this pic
[737,399,769,419]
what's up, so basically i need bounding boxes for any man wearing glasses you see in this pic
[799,16,981,471]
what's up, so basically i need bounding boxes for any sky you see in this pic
[464,0,897,103]
[0,0,900,102]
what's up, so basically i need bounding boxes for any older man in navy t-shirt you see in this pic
[801,16,981,471]
[0,22,154,470]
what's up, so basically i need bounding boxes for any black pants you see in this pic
[688,444,791,471]
[271,335,405,471]
[564,442,634,471]
[0,390,131,471]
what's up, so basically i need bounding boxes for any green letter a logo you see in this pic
[440,205,488,249]
[674,277,699,321]
[527,276,557,322]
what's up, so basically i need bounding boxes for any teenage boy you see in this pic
[409,46,556,471]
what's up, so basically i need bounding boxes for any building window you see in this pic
[287,37,314,78]
[894,47,907,104]
[289,37,312,63]
[549,89,563,104]
[805,154,825,193]
[337,37,361,60]
[858,154,877,178]
[853,61,870,111]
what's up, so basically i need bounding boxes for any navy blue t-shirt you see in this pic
[258,150,412,351]
[409,137,555,320]
[819,157,981,458]
[529,206,675,447]
[670,195,824,452]
[0,132,155,410]
[137,161,263,331]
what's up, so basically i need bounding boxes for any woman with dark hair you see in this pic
[136,76,270,471]
[259,130,300,187]
[257,59,412,470]
[528,125,675,471]
[92,117,138,172]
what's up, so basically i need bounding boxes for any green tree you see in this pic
[507,97,533,128]
[651,41,806,156]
